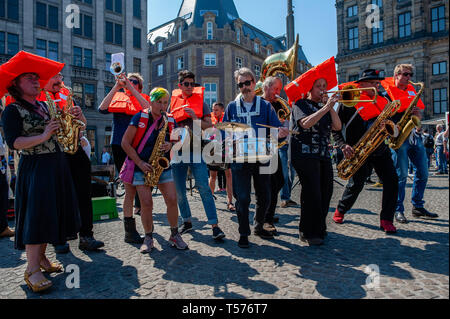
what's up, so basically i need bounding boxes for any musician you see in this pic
[121,87,188,253]
[0,51,80,292]
[99,73,150,244]
[223,67,289,248]
[332,69,398,234]
[39,73,104,253]
[381,64,438,223]
[169,70,226,241]
[208,102,235,211]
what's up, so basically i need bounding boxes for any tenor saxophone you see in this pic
[144,112,170,187]
[337,100,400,180]
[388,81,424,150]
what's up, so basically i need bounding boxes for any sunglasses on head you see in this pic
[399,72,413,77]
[181,82,196,87]
[237,80,253,88]
[129,79,140,85]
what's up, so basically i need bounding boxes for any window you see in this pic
[433,88,448,114]
[236,28,240,44]
[115,24,122,46]
[84,49,92,68]
[105,53,111,71]
[105,86,113,97]
[105,21,122,45]
[398,12,411,38]
[73,14,93,38]
[176,56,184,71]
[0,32,5,54]
[254,42,259,53]
[106,0,122,14]
[48,41,58,61]
[133,58,141,73]
[36,2,58,30]
[157,64,163,77]
[349,74,359,82]
[133,0,141,19]
[72,82,96,108]
[431,6,446,33]
[36,39,58,61]
[348,27,359,49]
[204,53,217,66]
[178,27,182,43]
[206,21,213,40]
[133,27,141,49]
[204,83,217,107]
[254,65,261,79]
[7,33,18,55]
[1,0,19,21]
[372,20,384,44]
[36,39,46,57]
[157,41,163,52]
[73,47,93,68]
[73,47,83,66]
[433,61,447,75]
[267,48,272,56]
[347,5,358,17]
[235,57,242,70]
[371,0,382,8]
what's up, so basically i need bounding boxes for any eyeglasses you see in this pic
[399,72,414,77]
[129,79,140,85]
[181,82,196,87]
[237,80,253,88]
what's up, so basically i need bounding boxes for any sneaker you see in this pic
[380,220,397,234]
[169,233,189,250]
[238,236,249,248]
[79,236,105,251]
[412,207,438,219]
[140,236,154,254]
[179,222,193,235]
[263,222,277,235]
[372,182,383,187]
[306,238,324,246]
[53,243,70,254]
[332,209,345,224]
[0,227,14,238]
[254,227,274,239]
[212,226,225,241]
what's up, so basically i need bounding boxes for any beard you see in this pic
[242,88,251,94]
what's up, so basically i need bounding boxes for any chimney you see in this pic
[286,0,295,47]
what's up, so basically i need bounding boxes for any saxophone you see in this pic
[337,100,400,180]
[388,81,423,150]
[144,112,170,187]
[43,88,86,154]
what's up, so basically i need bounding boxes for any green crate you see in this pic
[92,196,118,222]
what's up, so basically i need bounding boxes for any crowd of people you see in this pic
[0,50,448,293]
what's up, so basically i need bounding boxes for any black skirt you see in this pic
[14,151,81,250]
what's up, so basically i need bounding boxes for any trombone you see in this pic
[322,85,378,107]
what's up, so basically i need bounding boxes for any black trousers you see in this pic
[337,149,398,222]
[265,154,285,224]
[112,144,140,209]
[218,170,226,189]
[66,148,93,237]
[0,172,9,233]
[293,157,333,239]
[231,163,271,236]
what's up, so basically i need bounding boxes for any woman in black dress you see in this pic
[290,78,341,245]
[1,63,80,292]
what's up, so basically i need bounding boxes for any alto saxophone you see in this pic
[337,100,400,180]
[144,112,170,187]
[388,81,424,150]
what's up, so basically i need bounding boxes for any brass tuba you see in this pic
[388,81,423,150]
[337,100,400,180]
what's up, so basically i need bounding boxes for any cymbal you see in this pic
[215,122,251,130]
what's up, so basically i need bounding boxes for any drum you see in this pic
[233,137,275,162]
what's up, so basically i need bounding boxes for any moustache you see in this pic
[242,88,251,94]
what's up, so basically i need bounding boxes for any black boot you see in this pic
[124,218,144,244]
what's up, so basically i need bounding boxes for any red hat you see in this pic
[285,56,337,104]
[0,51,64,99]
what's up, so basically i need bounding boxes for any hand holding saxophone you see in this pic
[160,141,172,153]
[137,160,153,175]
[42,119,61,141]
[68,105,82,120]
[341,144,355,159]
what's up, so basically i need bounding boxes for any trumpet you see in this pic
[322,85,378,107]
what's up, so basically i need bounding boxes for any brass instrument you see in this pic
[144,113,170,187]
[337,100,400,180]
[43,88,86,155]
[388,81,423,150]
[323,85,378,107]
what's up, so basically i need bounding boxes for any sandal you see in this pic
[227,203,236,211]
[40,260,63,273]
[24,269,53,293]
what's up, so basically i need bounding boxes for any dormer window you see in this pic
[267,48,271,56]
[236,28,241,44]
[157,41,163,52]
[254,42,259,53]
[207,21,213,40]
[178,27,182,43]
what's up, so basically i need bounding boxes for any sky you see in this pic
[147,0,338,67]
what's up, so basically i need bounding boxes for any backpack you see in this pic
[424,135,434,148]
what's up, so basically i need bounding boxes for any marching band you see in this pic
[0,49,441,293]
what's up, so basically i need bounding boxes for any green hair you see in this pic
[150,87,169,102]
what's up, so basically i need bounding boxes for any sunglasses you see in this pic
[237,80,253,88]
[181,82,196,87]
[129,79,140,85]
[399,72,414,77]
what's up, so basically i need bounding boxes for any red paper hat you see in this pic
[381,77,425,112]
[0,51,64,99]
[285,56,337,104]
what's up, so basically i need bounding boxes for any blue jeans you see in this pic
[171,157,218,225]
[391,136,428,213]
[279,145,296,201]
[425,148,434,168]
[436,145,448,173]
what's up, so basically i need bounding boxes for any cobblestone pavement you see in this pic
[0,169,448,299]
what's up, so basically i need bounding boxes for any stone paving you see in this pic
[0,169,448,299]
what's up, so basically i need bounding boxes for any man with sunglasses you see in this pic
[223,68,288,248]
[381,64,438,223]
[169,70,226,241]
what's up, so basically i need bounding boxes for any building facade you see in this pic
[335,0,449,120]
[0,0,148,161]
[147,0,311,107]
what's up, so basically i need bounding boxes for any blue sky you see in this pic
[147,0,338,67]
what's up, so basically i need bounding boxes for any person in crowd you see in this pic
[434,124,448,175]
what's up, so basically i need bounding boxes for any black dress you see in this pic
[1,99,80,250]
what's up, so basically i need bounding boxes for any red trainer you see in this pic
[333,209,345,224]
[380,220,397,234]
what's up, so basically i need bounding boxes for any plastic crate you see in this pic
[92,196,118,222]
